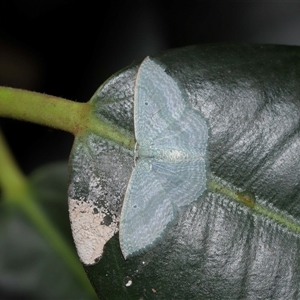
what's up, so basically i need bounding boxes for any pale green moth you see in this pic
[119,57,209,259]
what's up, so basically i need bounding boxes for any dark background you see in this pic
[1,0,300,174]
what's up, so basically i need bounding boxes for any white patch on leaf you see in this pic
[125,280,132,287]
[69,198,118,265]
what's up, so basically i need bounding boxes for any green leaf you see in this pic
[30,161,73,241]
[0,162,92,299]
[68,44,300,299]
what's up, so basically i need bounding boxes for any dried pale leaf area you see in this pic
[68,134,133,265]
[69,199,119,265]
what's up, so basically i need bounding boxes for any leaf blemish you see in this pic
[237,190,256,208]
[69,198,119,265]
[124,276,133,287]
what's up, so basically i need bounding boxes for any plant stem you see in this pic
[0,87,90,135]
[85,114,135,150]
[0,130,96,298]
[0,86,135,149]
[0,130,27,199]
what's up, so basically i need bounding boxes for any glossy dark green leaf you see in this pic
[68,44,300,299]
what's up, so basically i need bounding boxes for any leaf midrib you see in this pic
[208,176,300,235]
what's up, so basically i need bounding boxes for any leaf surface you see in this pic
[68,44,300,299]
